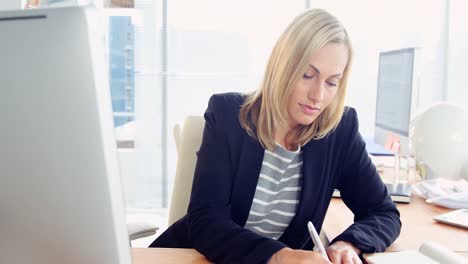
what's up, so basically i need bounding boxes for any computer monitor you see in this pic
[374,48,420,155]
[0,7,131,264]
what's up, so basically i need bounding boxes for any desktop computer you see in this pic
[0,6,131,264]
[374,48,421,155]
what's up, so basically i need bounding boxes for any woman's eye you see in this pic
[326,81,337,87]
[303,73,314,79]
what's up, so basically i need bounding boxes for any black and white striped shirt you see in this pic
[244,144,303,240]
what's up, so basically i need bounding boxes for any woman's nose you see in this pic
[307,80,325,103]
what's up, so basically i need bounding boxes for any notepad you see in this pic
[365,241,467,264]
[385,183,411,203]
[433,209,468,229]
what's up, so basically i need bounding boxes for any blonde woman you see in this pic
[151,9,401,264]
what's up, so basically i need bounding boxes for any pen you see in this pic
[307,221,330,261]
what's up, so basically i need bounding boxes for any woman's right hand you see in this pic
[268,247,332,264]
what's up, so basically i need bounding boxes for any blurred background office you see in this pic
[2,0,467,245]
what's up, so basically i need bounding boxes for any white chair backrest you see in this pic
[168,116,205,225]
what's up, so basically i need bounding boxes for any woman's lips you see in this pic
[299,103,320,115]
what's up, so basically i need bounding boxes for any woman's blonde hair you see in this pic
[239,9,353,150]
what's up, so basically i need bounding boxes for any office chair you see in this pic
[168,116,205,225]
[127,221,158,241]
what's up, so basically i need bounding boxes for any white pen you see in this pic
[307,221,330,261]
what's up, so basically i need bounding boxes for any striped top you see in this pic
[244,143,303,240]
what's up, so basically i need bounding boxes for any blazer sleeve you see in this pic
[331,108,401,253]
[186,95,287,264]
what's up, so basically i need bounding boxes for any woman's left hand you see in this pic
[326,240,362,264]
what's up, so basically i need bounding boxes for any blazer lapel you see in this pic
[279,138,328,248]
[231,133,264,226]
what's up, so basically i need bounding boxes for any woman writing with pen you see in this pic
[151,8,401,264]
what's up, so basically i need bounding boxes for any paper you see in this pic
[366,251,438,264]
[412,179,468,209]
[433,209,468,229]
[366,241,467,264]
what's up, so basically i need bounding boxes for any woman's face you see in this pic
[286,43,348,129]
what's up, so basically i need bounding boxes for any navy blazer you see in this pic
[150,93,401,263]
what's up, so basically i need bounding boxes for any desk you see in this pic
[131,194,468,263]
[323,157,468,259]
[333,157,467,254]
[131,247,468,264]
[132,248,211,264]
[323,194,468,259]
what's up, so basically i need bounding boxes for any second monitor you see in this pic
[374,48,420,155]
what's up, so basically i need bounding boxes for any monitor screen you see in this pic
[375,48,415,137]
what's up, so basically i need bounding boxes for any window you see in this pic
[109,15,135,128]
[113,0,464,210]
[165,0,305,207]
[20,0,461,211]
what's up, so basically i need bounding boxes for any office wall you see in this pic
[447,0,468,107]
[0,0,22,10]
